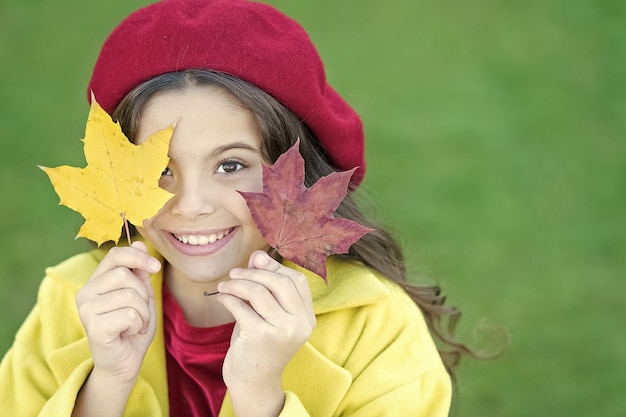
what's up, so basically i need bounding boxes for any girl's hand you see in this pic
[75,241,160,384]
[216,251,316,417]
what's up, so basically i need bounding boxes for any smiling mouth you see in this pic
[173,228,234,246]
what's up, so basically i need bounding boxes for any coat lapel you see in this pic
[281,341,353,417]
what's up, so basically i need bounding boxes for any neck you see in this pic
[164,263,234,327]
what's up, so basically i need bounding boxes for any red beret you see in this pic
[88,0,365,184]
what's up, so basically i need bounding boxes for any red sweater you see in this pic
[163,285,235,417]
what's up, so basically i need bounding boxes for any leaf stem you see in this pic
[122,213,132,246]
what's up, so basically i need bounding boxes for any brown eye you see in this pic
[217,160,245,174]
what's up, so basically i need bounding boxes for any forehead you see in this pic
[136,86,261,152]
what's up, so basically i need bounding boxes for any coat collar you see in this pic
[287,256,390,315]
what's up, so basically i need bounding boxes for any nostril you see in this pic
[170,192,215,218]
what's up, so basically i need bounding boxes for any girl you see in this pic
[0,0,472,415]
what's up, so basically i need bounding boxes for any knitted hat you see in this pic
[88,0,365,184]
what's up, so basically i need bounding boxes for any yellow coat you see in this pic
[0,247,451,416]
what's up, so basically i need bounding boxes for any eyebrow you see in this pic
[210,141,260,158]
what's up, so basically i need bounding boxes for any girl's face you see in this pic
[135,86,269,288]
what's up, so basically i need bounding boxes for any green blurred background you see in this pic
[1,0,624,415]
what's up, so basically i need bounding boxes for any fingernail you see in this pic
[256,253,268,267]
[148,258,161,272]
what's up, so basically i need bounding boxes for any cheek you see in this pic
[135,218,156,237]
[234,164,264,193]
[135,223,163,250]
[245,183,263,195]
[135,225,148,239]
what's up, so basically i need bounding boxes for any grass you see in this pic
[1,0,624,415]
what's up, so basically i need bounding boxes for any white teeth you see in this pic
[175,229,231,246]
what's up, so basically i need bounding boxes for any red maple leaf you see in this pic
[239,140,373,281]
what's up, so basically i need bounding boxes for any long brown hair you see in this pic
[113,69,486,378]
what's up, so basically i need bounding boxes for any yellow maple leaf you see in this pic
[40,97,174,246]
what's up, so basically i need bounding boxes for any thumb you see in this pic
[129,240,158,298]
[131,240,149,254]
[129,242,157,336]
[140,278,157,336]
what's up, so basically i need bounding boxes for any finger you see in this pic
[217,289,314,353]
[78,287,152,335]
[219,279,292,327]
[87,266,151,305]
[91,244,161,282]
[216,292,266,329]
[129,241,158,281]
[250,251,312,295]
[237,251,314,317]
[99,288,152,331]
[86,306,148,344]
[88,242,159,300]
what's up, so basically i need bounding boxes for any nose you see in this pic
[169,178,216,219]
